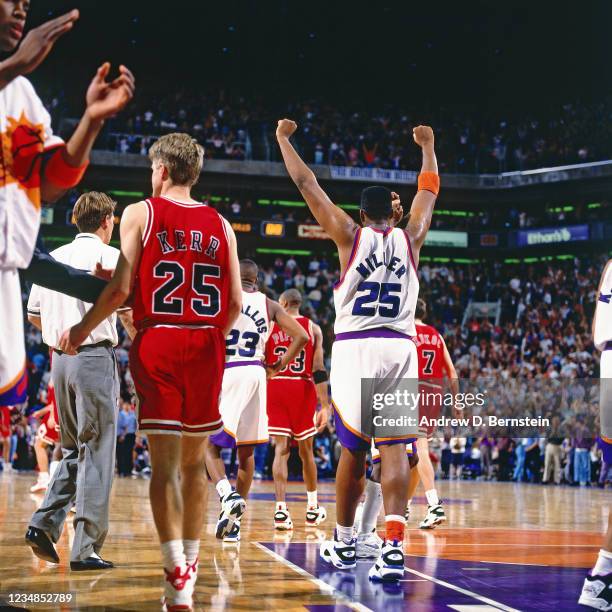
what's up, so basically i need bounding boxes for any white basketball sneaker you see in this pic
[305,505,327,527]
[578,571,612,610]
[419,503,446,529]
[356,529,383,559]
[216,491,246,539]
[223,521,241,544]
[274,506,293,531]
[319,531,357,569]
[162,564,195,612]
[368,540,405,582]
[30,473,49,493]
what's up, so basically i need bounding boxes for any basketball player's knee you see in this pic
[298,440,313,460]
[274,438,290,457]
[237,446,254,466]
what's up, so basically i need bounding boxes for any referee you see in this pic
[25,192,135,571]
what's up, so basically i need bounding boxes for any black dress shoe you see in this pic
[70,557,114,571]
[25,526,59,563]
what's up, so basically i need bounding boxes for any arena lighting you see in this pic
[256,248,312,256]
[433,209,475,217]
[257,198,359,210]
[108,190,145,197]
[588,202,601,208]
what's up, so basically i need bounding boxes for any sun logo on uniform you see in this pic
[0,112,46,210]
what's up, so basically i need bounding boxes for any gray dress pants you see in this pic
[30,344,119,562]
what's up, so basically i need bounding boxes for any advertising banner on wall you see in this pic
[516,224,589,246]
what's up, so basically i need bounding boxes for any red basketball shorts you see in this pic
[267,377,317,440]
[37,413,59,445]
[130,326,225,436]
[0,406,11,438]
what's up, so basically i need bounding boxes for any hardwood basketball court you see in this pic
[0,473,605,610]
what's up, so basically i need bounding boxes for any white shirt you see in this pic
[594,260,612,350]
[27,233,121,349]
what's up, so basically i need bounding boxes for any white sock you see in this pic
[336,523,354,544]
[307,490,317,507]
[39,471,49,482]
[360,480,383,534]
[406,499,412,508]
[49,461,59,479]
[160,539,185,571]
[276,501,287,511]
[425,489,439,506]
[183,539,200,566]
[216,478,232,500]
[593,549,612,575]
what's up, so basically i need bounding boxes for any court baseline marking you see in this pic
[256,541,521,612]
[402,565,520,612]
[253,541,373,612]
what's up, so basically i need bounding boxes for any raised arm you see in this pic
[266,299,309,378]
[41,62,135,203]
[406,126,439,256]
[312,323,331,432]
[59,202,146,353]
[276,119,357,252]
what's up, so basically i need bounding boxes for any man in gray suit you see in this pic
[25,192,135,571]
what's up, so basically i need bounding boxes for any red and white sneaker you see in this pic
[162,564,195,611]
[274,506,293,531]
[305,505,327,527]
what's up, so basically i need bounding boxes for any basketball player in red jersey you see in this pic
[59,133,242,612]
[265,289,330,530]
[412,298,458,528]
[0,405,13,471]
[30,382,60,493]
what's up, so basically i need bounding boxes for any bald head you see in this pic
[240,259,259,285]
[279,288,302,312]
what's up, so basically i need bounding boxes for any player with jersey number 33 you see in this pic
[276,119,439,583]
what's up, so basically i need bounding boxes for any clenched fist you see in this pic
[413,125,434,148]
[276,118,298,139]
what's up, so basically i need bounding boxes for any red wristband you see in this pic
[44,147,89,189]
[417,171,440,196]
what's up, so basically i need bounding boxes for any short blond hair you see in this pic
[149,133,204,187]
[73,191,116,233]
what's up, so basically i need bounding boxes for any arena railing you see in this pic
[89,151,612,190]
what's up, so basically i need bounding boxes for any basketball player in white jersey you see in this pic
[579,258,612,610]
[276,119,439,582]
[0,6,134,408]
[205,259,309,543]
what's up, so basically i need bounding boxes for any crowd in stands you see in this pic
[43,85,612,174]
[2,254,609,489]
[45,188,611,238]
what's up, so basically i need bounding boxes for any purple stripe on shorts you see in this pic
[605,341,612,351]
[225,360,264,369]
[334,327,413,341]
[209,429,236,449]
[332,405,370,451]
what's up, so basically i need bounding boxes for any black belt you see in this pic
[54,340,113,355]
